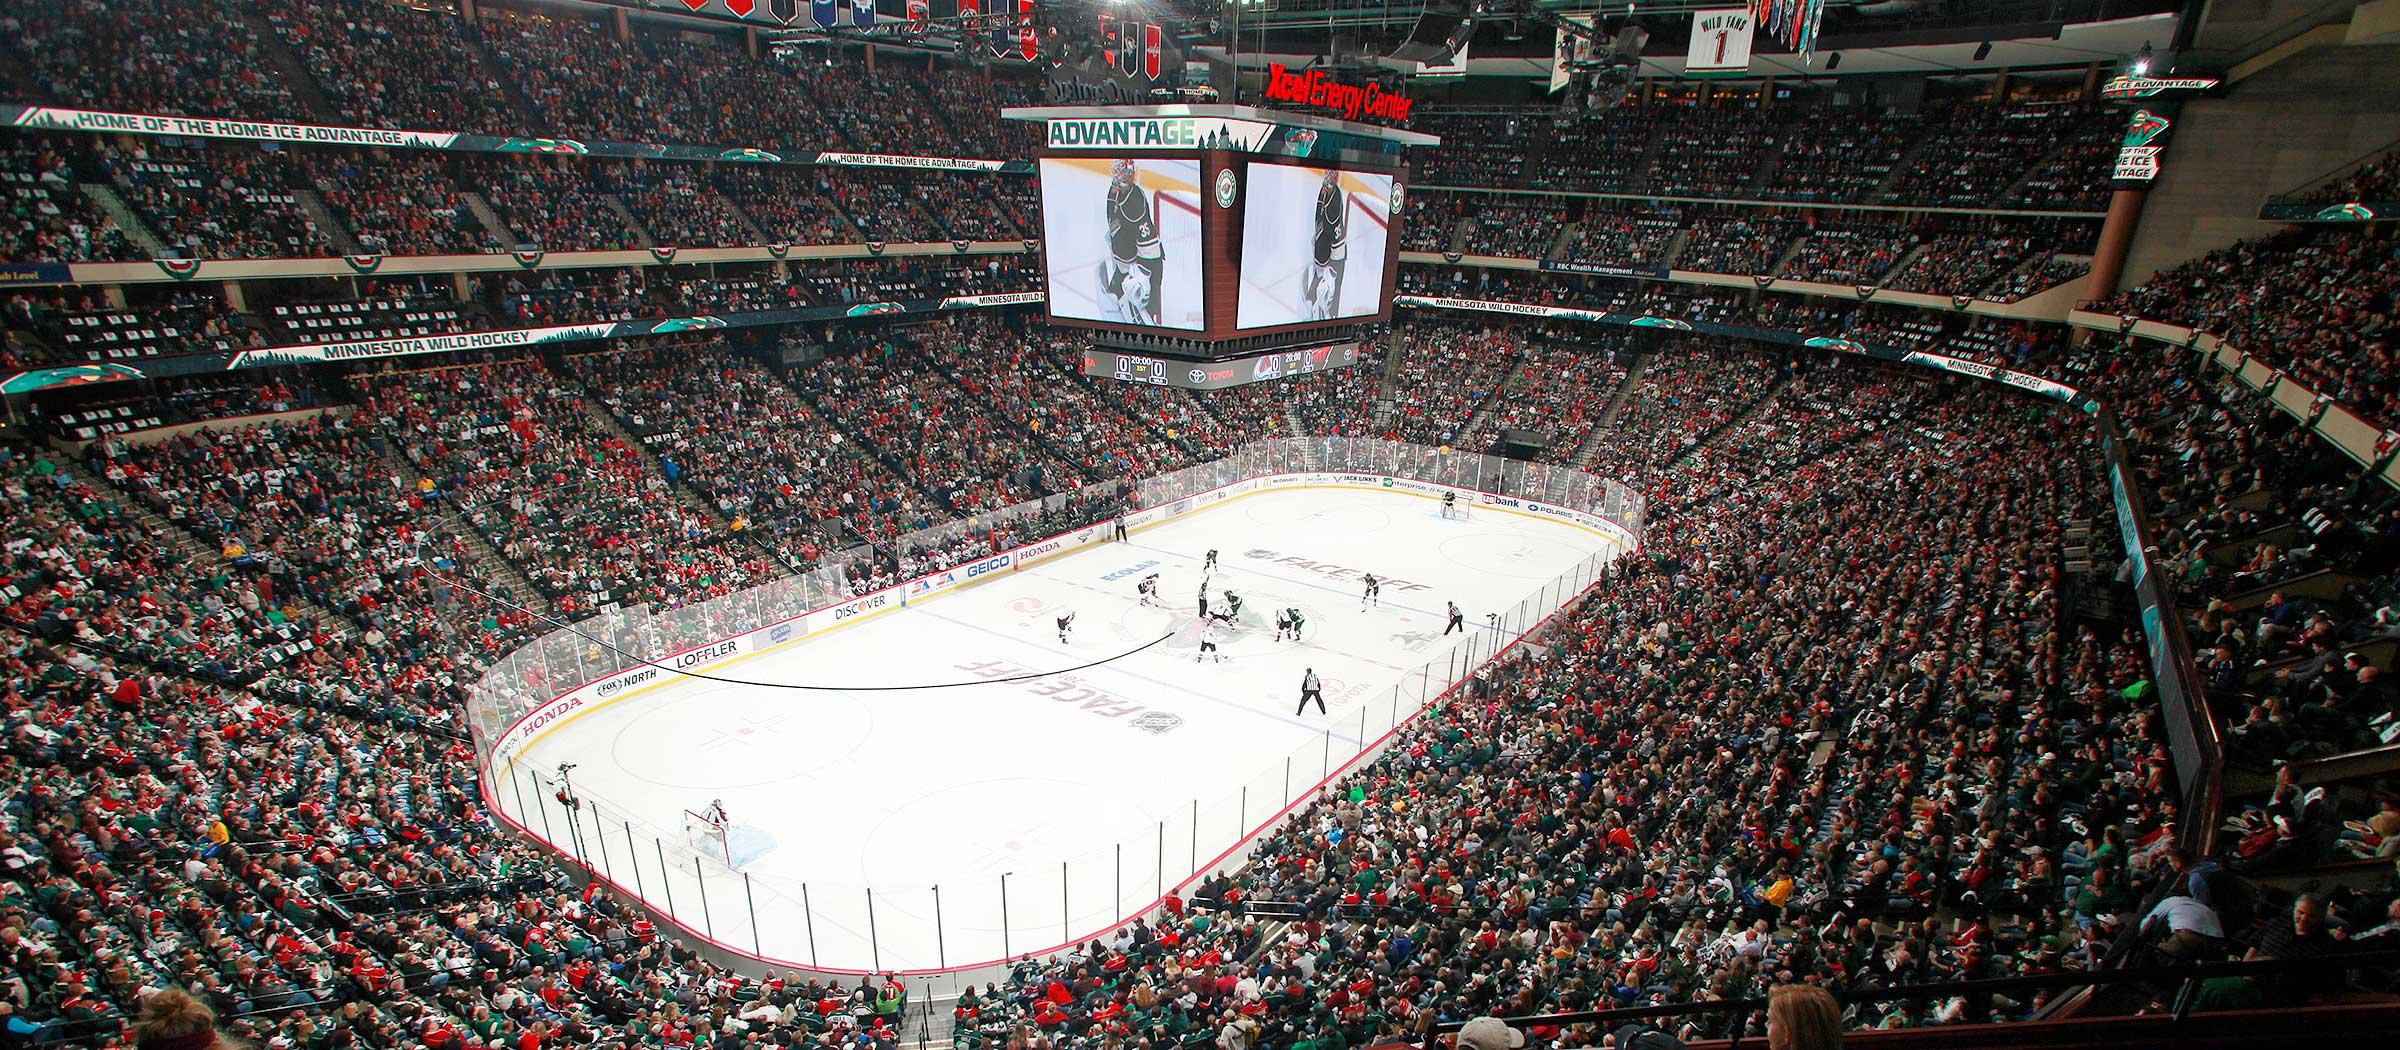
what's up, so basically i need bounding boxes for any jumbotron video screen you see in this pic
[1036,156,1207,331]
[1236,162,1398,329]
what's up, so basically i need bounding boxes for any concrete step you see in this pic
[244,10,344,123]
[1574,352,1652,469]
[296,187,363,255]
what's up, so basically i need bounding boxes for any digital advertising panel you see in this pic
[1235,162,1397,330]
[1037,156,1207,331]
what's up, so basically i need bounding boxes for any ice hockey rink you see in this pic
[509,486,1618,974]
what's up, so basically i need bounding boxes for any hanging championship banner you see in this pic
[906,0,928,34]
[1687,10,1754,77]
[813,0,838,29]
[1549,15,1592,95]
[1019,0,1039,61]
[852,0,874,28]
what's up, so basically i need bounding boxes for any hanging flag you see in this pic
[906,0,928,35]
[852,0,875,28]
[989,0,1013,57]
[814,0,838,29]
[1019,0,1038,62]
[1117,21,1141,77]
[1145,23,1163,81]
[725,0,758,17]
[767,0,800,25]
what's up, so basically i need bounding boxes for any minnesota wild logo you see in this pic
[845,302,904,317]
[1804,336,1866,354]
[344,253,385,275]
[649,316,728,334]
[512,248,546,269]
[2312,203,2375,222]
[2121,110,2171,148]
[155,257,202,280]
[719,147,783,163]
[1628,317,1692,330]
[767,242,791,259]
[649,246,679,265]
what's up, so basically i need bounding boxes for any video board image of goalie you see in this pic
[1236,163,1394,329]
[1038,158,1206,331]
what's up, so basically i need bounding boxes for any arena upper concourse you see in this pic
[3,2,2400,1050]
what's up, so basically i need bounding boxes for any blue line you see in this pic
[915,606,1364,745]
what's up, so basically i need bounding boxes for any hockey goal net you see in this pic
[681,808,731,865]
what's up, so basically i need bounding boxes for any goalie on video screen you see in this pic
[1305,167,1348,322]
[1104,159,1166,325]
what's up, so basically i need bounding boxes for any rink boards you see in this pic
[485,471,1634,774]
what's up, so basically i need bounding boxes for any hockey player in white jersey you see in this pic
[1136,573,1160,607]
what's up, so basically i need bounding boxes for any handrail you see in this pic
[1420,948,2400,1047]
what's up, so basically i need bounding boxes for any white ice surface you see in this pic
[515,488,1615,972]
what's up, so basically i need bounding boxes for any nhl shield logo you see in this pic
[1131,711,1184,735]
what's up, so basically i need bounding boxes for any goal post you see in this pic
[682,807,731,865]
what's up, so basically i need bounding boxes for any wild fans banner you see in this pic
[1687,10,1754,77]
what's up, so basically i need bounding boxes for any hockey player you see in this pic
[1103,159,1164,325]
[1286,607,1305,641]
[1302,167,1348,321]
[1361,573,1382,609]
[1056,611,1075,643]
[1203,549,1219,571]
[1220,590,1244,622]
[1274,607,1294,642]
[1196,619,1223,663]
[1444,601,1466,635]
[1136,573,1160,608]
[1442,491,1458,517]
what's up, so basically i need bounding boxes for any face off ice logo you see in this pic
[1242,549,1431,592]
